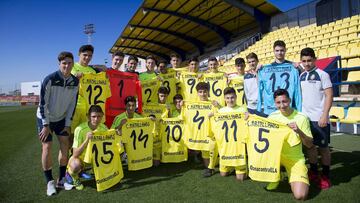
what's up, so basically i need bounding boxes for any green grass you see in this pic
[0,106,359,202]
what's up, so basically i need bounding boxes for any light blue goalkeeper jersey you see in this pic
[257,60,302,115]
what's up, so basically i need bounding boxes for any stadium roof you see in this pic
[110,0,281,61]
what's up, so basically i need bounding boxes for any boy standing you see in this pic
[37,52,79,196]
[299,47,333,189]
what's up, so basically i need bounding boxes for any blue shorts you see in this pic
[36,118,68,142]
[248,108,268,118]
[310,122,330,148]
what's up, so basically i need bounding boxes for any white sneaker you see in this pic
[64,181,74,191]
[46,180,56,196]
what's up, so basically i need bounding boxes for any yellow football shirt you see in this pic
[141,78,160,105]
[179,72,199,102]
[80,72,111,116]
[268,110,312,160]
[210,112,246,167]
[158,72,178,104]
[243,115,300,182]
[229,76,246,106]
[202,72,227,106]
[139,72,157,81]
[159,118,188,163]
[141,103,168,119]
[181,101,215,151]
[83,129,123,192]
[121,117,155,171]
[73,122,108,161]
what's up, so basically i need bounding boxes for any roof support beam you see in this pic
[121,37,186,61]
[142,7,232,46]
[117,45,170,61]
[129,24,205,55]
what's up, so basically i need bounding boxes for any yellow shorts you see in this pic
[219,165,247,175]
[281,157,309,185]
[201,150,210,159]
[71,105,87,133]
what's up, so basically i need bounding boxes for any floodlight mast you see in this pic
[84,24,95,44]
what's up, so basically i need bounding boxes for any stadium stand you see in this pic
[329,106,345,132]
[340,107,360,134]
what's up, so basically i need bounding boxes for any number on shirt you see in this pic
[163,81,171,94]
[222,120,237,142]
[187,79,196,94]
[165,125,182,143]
[92,142,114,167]
[118,80,124,97]
[144,88,152,103]
[254,128,270,153]
[193,110,204,130]
[130,129,149,150]
[86,85,104,105]
[236,87,247,105]
[269,72,290,92]
[211,81,222,97]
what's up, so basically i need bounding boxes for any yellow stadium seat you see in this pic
[347,58,360,68]
[323,32,331,39]
[318,49,328,59]
[327,47,338,57]
[330,106,345,132]
[307,42,314,47]
[338,46,350,58]
[342,17,351,23]
[339,28,348,35]
[350,15,360,21]
[333,24,342,31]
[340,107,360,134]
[348,32,359,41]
[349,19,359,27]
[341,59,348,68]
[340,22,350,29]
[329,37,339,45]
[313,40,322,48]
[348,25,358,33]
[321,39,330,47]
[328,22,335,27]
[331,30,340,37]
[349,47,360,58]
[338,35,349,43]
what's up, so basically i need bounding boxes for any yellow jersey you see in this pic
[158,72,178,104]
[181,101,215,151]
[159,118,188,163]
[268,110,312,160]
[80,72,111,117]
[210,112,246,167]
[83,129,123,192]
[229,76,246,106]
[243,115,300,182]
[121,117,155,171]
[73,122,108,161]
[202,72,227,106]
[179,72,199,102]
[141,78,160,105]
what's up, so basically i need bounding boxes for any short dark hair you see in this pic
[128,55,138,63]
[113,51,124,58]
[246,52,259,61]
[88,105,103,114]
[208,56,218,63]
[173,94,183,101]
[235,57,245,65]
[158,60,167,66]
[223,87,236,96]
[58,51,74,62]
[273,88,290,100]
[188,57,199,63]
[79,45,94,54]
[170,53,179,59]
[146,55,157,64]
[124,96,136,105]
[158,86,169,95]
[196,82,210,92]
[300,47,316,59]
[273,40,286,49]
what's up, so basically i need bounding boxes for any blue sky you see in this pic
[0,0,311,93]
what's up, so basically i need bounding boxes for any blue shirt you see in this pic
[257,60,302,115]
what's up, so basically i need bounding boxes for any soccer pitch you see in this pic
[0,106,359,202]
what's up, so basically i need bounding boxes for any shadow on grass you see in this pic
[84,158,205,192]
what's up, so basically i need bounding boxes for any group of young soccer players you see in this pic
[36,40,333,200]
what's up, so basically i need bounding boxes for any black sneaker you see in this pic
[203,168,214,177]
